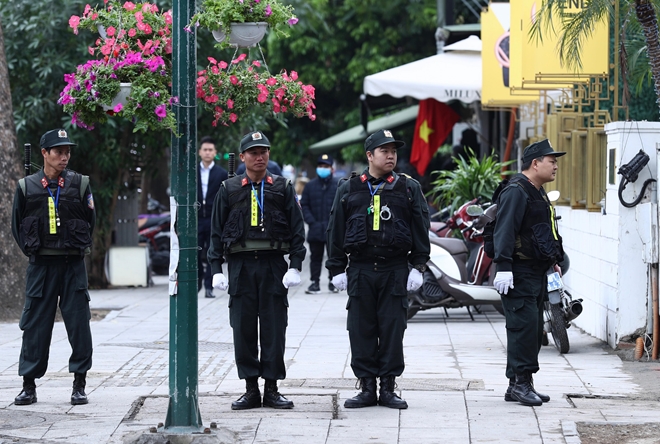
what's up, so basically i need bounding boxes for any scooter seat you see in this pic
[430,237,466,256]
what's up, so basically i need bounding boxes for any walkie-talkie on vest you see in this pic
[228,153,236,178]
[24,143,31,177]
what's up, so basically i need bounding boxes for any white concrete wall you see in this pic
[556,121,660,348]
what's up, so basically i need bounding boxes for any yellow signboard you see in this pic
[481,2,539,106]
[510,0,609,88]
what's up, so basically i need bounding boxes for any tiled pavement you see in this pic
[0,257,656,443]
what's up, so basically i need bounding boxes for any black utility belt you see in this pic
[231,250,285,258]
[30,254,84,265]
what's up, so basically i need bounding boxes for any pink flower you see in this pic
[143,24,153,34]
[257,94,268,103]
[107,26,116,37]
[211,65,219,74]
[128,28,137,37]
[290,71,298,81]
[69,15,80,34]
[266,77,277,86]
[227,99,234,109]
[164,11,173,25]
[113,103,123,113]
[229,113,238,123]
[135,11,143,22]
[154,104,167,120]
[88,46,95,55]
[252,60,261,67]
[141,3,151,13]
[265,5,272,16]
[230,75,238,85]
[231,53,247,64]
[288,17,298,25]
[219,61,228,69]
[208,57,218,65]
[83,5,92,17]
[123,2,136,11]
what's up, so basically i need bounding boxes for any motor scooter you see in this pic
[544,255,583,354]
[138,195,170,276]
[407,201,502,320]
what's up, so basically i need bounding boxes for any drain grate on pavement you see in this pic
[281,378,483,391]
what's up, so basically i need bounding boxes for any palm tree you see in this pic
[531,0,660,114]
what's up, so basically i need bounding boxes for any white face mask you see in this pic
[316,167,331,178]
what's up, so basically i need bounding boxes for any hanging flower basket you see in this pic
[61,1,177,134]
[188,0,298,49]
[196,54,316,127]
[101,82,132,111]
[211,22,268,47]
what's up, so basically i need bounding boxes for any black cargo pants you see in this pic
[19,256,93,379]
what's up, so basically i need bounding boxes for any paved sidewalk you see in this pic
[0,260,657,443]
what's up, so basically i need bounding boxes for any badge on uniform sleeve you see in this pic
[87,193,94,209]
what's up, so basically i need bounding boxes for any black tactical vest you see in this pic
[342,173,413,257]
[20,170,92,255]
[221,173,292,252]
[508,177,563,264]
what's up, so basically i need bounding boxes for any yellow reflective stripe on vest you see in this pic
[549,205,559,240]
[373,195,381,231]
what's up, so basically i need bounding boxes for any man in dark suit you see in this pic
[198,136,228,298]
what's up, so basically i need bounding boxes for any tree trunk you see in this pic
[635,0,660,112]
[0,20,27,321]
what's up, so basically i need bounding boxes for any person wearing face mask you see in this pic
[301,154,339,294]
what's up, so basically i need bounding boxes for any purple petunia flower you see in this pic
[154,104,167,120]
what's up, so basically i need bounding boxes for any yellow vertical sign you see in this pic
[481,2,539,105]
[509,0,609,88]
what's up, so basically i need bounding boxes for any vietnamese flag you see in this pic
[410,99,460,176]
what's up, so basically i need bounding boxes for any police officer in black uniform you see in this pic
[326,129,430,409]
[11,129,95,406]
[492,139,565,407]
[208,131,306,410]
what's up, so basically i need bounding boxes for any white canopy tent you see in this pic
[363,36,482,104]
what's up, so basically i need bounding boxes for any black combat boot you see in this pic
[15,377,37,405]
[378,376,408,409]
[506,376,550,402]
[511,372,542,406]
[344,377,377,408]
[263,379,294,409]
[231,378,261,410]
[530,375,550,402]
[71,372,88,405]
[504,377,516,402]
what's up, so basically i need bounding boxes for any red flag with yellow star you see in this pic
[410,99,460,175]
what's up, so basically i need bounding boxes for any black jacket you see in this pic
[197,163,228,219]
[301,175,338,243]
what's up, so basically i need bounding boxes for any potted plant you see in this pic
[60,1,177,133]
[188,0,298,48]
[196,53,316,126]
[428,148,515,212]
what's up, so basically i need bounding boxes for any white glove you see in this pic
[331,272,348,291]
[212,273,228,292]
[407,268,424,292]
[282,268,301,289]
[493,271,514,295]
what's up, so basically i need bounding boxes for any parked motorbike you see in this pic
[407,199,502,320]
[544,262,583,354]
[138,195,170,276]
